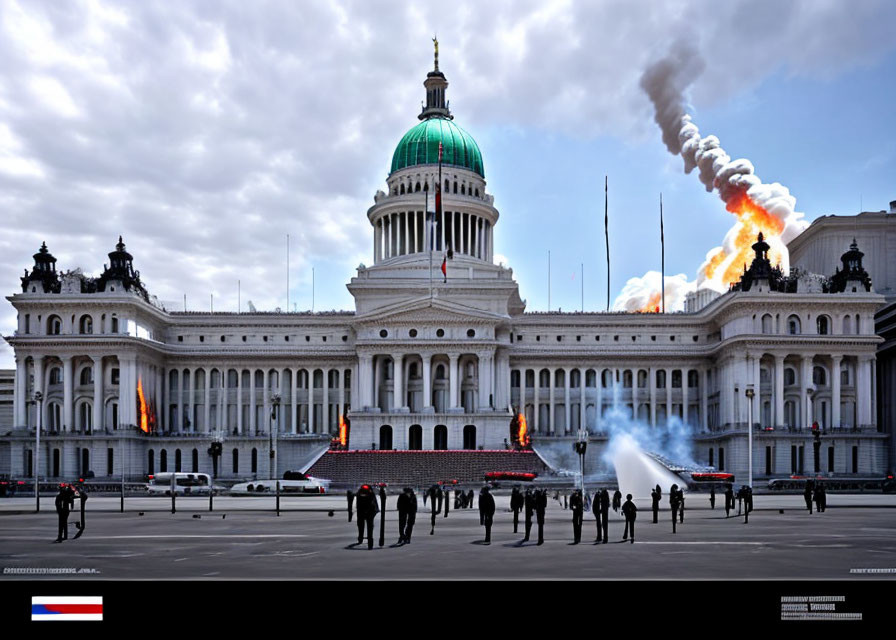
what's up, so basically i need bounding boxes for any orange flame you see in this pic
[136,378,150,433]
[518,413,530,447]
[635,292,662,313]
[706,191,786,287]
[338,414,347,447]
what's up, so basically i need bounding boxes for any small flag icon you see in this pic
[32,596,103,621]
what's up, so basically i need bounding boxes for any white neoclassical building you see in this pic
[1,53,889,484]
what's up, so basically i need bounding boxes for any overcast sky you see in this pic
[2,0,895,368]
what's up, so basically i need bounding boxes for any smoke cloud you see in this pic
[618,40,811,310]
[612,270,695,312]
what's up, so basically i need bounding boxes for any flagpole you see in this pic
[286,233,290,313]
[428,187,433,301]
[660,193,665,314]
[604,175,610,312]
[548,250,551,311]
[581,262,584,313]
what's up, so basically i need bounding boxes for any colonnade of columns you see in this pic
[373,210,492,262]
[163,365,353,436]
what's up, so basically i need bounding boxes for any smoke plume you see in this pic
[621,41,809,308]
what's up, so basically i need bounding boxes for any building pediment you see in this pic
[354,296,508,326]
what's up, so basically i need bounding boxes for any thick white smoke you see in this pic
[618,41,810,309]
[612,270,694,312]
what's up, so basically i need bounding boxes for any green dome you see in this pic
[390,117,484,178]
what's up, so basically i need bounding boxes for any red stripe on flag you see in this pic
[44,604,104,614]
[441,257,447,276]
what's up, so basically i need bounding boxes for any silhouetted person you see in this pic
[622,493,637,543]
[612,490,622,513]
[479,486,496,543]
[651,487,660,524]
[816,483,826,512]
[428,484,441,534]
[467,489,474,509]
[355,484,377,549]
[510,486,523,533]
[710,486,716,509]
[724,485,734,517]
[444,487,451,518]
[535,489,547,545]
[599,488,610,543]
[73,483,88,539]
[745,485,754,514]
[346,489,355,522]
[570,489,584,543]
[397,487,417,543]
[669,484,680,534]
[804,480,814,514]
[592,490,602,542]
[523,487,535,542]
[54,484,72,543]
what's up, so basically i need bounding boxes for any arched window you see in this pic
[400,184,406,195]
[110,315,119,333]
[787,315,801,335]
[463,425,476,450]
[656,370,667,389]
[415,182,421,192]
[408,425,422,450]
[379,425,393,450]
[79,315,93,334]
[80,367,93,385]
[175,449,182,472]
[160,449,168,473]
[192,448,199,473]
[813,366,827,386]
[47,315,62,335]
[49,367,62,385]
[148,450,155,475]
[842,315,852,334]
[816,315,829,335]
[784,368,796,386]
[433,425,448,450]
[761,314,773,334]
[251,448,258,474]
[672,370,682,388]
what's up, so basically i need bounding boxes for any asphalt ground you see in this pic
[2,493,896,580]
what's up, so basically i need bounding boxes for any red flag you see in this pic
[441,255,447,282]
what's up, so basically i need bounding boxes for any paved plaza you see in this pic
[1,493,895,580]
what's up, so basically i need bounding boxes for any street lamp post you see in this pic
[745,386,755,489]
[269,394,281,515]
[574,429,588,496]
[32,391,43,512]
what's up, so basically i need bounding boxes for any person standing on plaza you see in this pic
[570,489,584,544]
[724,484,734,518]
[622,494,637,543]
[669,484,680,534]
[403,487,418,543]
[428,484,440,534]
[592,489,603,542]
[535,488,547,545]
[710,485,716,510]
[804,480,814,514]
[479,486,496,544]
[467,489,474,509]
[355,484,377,549]
[444,486,451,518]
[73,482,88,539]
[523,487,535,542]
[679,488,685,524]
[599,488,610,543]
[816,483,826,512]
[651,486,660,524]
[54,484,71,543]
[510,486,523,533]
[346,489,355,522]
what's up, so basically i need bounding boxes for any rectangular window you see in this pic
[107,448,114,476]
[791,445,797,474]
[718,447,725,471]
[828,446,834,473]
[852,446,858,474]
[765,446,772,475]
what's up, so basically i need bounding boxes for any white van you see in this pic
[145,472,211,496]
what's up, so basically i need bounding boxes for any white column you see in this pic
[774,355,785,428]
[249,369,257,434]
[449,354,460,410]
[62,356,73,432]
[801,356,812,429]
[324,367,331,433]
[649,366,657,427]
[203,367,211,433]
[14,357,27,426]
[595,369,602,430]
[392,355,404,410]
[563,367,571,434]
[831,355,842,429]
[93,356,104,431]
[682,367,689,427]
[422,354,432,410]
[534,368,540,433]
[237,368,243,434]
[579,367,585,430]
[175,368,183,432]
[751,355,761,427]
[262,368,270,434]
[33,355,44,429]
[665,368,673,425]
[857,356,871,427]
[156,366,164,433]
[304,368,313,432]
[548,366,555,435]
[338,367,345,422]
[477,353,489,410]
[701,367,709,432]
[373,357,382,411]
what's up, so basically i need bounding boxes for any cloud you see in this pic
[1,0,894,367]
